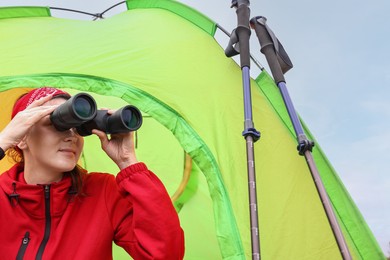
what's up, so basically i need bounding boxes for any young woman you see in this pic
[0,87,185,259]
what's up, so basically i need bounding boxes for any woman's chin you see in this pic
[55,161,77,173]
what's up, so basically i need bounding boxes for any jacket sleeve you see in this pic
[106,162,185,260]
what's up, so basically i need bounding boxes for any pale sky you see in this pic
[2,0,389,255]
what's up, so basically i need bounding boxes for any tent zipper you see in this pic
[16,231,30,260]
[36,185,51,260]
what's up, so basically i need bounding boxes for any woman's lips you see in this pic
[59,149,76,155]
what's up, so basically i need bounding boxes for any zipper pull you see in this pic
[22,231,30,244]
[9,182,20,206]
[44,185,50,199]
[16,231,30,260]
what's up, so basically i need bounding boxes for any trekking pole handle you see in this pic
[250,16,285,84]
[228,1,251,68]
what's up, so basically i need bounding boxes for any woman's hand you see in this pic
[92,109,138,170]
[0,94,58,151]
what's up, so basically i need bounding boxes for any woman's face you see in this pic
[22,98,84,173]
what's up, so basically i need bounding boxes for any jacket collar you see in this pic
[0,163,73,218]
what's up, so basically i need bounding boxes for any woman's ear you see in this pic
[17,137,28,150]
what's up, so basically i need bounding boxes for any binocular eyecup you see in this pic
[50,93,142,136]
[50,93,97,131]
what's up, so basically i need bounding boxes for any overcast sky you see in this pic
[2,0,389,255]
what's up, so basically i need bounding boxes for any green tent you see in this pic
[0,1,385,259]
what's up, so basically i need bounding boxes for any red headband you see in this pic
[12,87,71,119]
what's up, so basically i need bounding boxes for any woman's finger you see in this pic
[99,108,115,115]
[15,105,58,123]
[26,94,55,109]
[92,129,109,147]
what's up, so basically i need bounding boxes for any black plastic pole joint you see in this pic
[94,13,104,19]
[297,138,315,155]
[242,127,261,142]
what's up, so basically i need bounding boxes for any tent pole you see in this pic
[225,1,261,259]
[250,16,352,260]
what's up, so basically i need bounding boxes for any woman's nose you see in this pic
[64,128,78,140]
[69,128,76,135]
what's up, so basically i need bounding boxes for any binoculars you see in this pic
[50,93,142,136]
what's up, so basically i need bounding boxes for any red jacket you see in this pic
[0,162,185,259]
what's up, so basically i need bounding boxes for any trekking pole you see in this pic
[249,16,352,260]
[225,1,261,259]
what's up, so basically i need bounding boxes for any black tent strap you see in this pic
[100,1,126,16]
[50,1,126,20]
[49,7,97,18]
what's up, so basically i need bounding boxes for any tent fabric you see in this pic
[0,6,50,19]
[0,1,385,259]
[126,0,217,36]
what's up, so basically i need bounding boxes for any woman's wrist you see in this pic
[0,134,14,152]
[116,155,138,170]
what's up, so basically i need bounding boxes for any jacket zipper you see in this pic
[16,231,30,260]
[36,185,51,260]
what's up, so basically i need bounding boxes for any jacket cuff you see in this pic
[116,162,148,185]
[0,147,5,160]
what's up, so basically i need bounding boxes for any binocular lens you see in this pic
[122,107,141,129]
[105,105,142,134]
[74,98,94,118]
